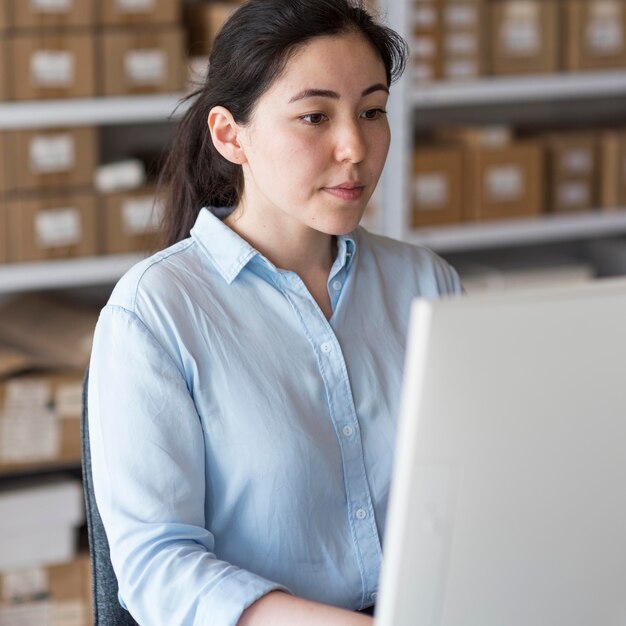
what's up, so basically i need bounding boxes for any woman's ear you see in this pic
[208,106,248,165]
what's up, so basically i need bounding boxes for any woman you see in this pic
[88,1,462,625]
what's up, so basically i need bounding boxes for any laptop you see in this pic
[376,278,626,626]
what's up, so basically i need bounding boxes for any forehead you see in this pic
[268,32,388,98]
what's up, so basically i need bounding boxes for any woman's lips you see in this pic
[322,185,365,201]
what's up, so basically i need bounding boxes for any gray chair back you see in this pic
[81,370,139,626]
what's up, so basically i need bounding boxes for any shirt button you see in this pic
[370,592,378,603]
[342,425,353,437]
[332,280,342,291]
[355,508,367,520]
[321,342,332,353]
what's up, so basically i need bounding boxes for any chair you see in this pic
[81,369,139,626]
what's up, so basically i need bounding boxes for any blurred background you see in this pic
[3,0,626,623]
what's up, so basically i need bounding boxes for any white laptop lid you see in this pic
[376,278,626,626]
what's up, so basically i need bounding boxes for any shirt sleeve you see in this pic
[88,304,290,626]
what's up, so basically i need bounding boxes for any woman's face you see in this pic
[236,31,391,236]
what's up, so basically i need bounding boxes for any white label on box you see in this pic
[0,601,50,626]
[415,6,437,28]
[35,208,82,249]
[116,0,154,11]
[1,568,48,603]
[445,33,477,55]
[31,0,72,12]
[502,21,540,56]
[55,383,82,419]
[413,36,436,59]
[444,5,477,28]
[562,149,592,174]
[30,51,74,87]
[0,410,60,463]
[445,59,478,79]
[558,181,589,207]
[121,196,162,235]
[124,50,167,85]
[29,135,75,174]
[587,20,624,54]
[486,165,524,202]
[51,600,85,626]
[5,380,51,410]
[415,174,448,209]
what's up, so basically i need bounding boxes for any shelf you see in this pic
[0,94,191,129]
[408,209,626,253]
[0,458,82,479]
[412,71,626,109]
[0,254,146,294]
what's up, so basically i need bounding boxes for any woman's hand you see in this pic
[238,591,373,626]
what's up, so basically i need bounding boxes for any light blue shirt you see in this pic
[88,208,462,626]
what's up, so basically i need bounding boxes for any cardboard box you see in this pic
[0,0,7,30]
[0,36,7,101]
[463,141,545,220]
[0,132,7,195]
[99,0,179,25]
[412,145,464,227]
[6,193,98,262]
[490,0,560,75]
[544,131,598,212]
[600,130,626,208]
[6,127,98,193]
[0,201,6,264]
[10,0,94,29]
[565,0,626,71]
[101,187,163,254]
[185,2,244,56]
[99,27,184,95]
[10,32,96,100]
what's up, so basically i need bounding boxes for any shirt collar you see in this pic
[190,208,358,284]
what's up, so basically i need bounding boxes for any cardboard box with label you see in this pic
[544,131,598,212]
[10,32,96,100]
[9,0,94,29]
[185,1,244,56]
[600,130,626,208]
[5,127,98,193]
[461,140,545,220]
[99,0,179,25]
[490,0,560,75]
[566,0,626,71]
[6,193,98,262]
[0,36,8,101]
[413,0,442,83]
[413,145,464,227]
[99,26,184,95]
[101,187,163,253]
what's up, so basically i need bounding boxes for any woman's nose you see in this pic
[334,122,366,165]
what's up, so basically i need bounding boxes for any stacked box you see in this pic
[490,0,560,75]
[413,0,441,83]
[565,0,626,71]
[101,186,163,253]
[413,145,464,226]
[5,193,98,262]
[600,130,626,208]
[545,132,598,213]
[185,1,244,56]
[5,127,98,193]
[441,0,486,81]
[10,32,96,100]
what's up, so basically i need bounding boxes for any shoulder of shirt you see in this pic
[105,237,204,314]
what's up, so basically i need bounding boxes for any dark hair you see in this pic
[158,0,408,247]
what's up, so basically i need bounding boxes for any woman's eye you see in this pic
[362,108,387,120]
[301,113,328,125]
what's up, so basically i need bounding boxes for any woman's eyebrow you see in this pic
[288,83,389,103]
